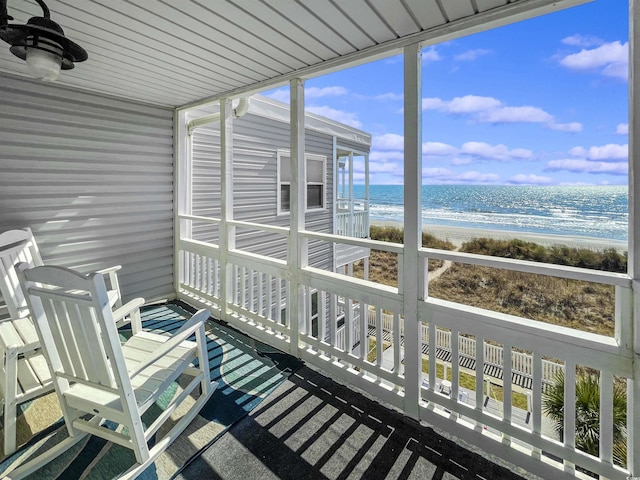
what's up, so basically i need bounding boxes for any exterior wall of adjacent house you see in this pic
[187,97,371,337]
[0,73,175,310]
[190,111,336,268]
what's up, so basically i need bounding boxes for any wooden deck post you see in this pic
[288,78,307,357]
[403,42,423,419]
[629,0,640,474]
[220,99,235,320]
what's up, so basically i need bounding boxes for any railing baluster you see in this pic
[451,331,459,406]
[359,301,366,360]
[429,322,436,394]
[532,352,543,459]
[376,307,383,367]
[564,361,576,474]
[393,312,401,374]
[329,292,337,350]
[600,370,614,467]
[267,274,273,321]
[319,290,327,344]
[475,336,483,417]
[200,254,206,292]
[346,297,353,356]
[503,343,512,446]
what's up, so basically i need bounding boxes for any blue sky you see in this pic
[264,0,629,186]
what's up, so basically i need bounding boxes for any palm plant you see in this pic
[542,371,627,466]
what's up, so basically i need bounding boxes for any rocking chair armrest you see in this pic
[111,297,145,333]
[95,265,122,275]
[129,310,210,378]
[95,265,123,308]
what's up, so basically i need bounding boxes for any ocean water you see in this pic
[351,185,628,241]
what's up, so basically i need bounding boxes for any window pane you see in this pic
[307,158,323,182]
[281,184,290,211]
[307,185,323,209]
[280,155,291,182]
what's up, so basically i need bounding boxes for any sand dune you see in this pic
[371,220,628,252]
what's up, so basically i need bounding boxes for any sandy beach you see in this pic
[371,220,628,252]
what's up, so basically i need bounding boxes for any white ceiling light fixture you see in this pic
[0,0,87,81]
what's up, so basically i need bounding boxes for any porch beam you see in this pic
[177,0,589,112]
[403,42,423,419]
[629,0,640,474]
[174,109,189,295]
[288,78,307,357]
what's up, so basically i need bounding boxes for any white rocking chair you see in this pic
[0,228,126,456]
[7,264,216,480]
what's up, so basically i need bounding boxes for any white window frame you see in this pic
[277,150,327,215]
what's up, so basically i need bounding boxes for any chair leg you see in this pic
[3,347,18,456]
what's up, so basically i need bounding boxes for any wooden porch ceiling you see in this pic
[0,0,589,108]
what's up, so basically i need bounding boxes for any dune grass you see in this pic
[356,226,625,336]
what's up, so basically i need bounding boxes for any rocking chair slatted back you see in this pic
[0,229,42,321]
[20,267,126,397]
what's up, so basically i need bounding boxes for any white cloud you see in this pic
[372,133,404,150]
[422,97,446,110]
[559,41,628,80]
[586,143,628,160]
[422,168,500,184]
[615,123,629,135]
[264,85,347,103]
[545,159,628,175]
[548,122,583,132]
[508,174,554,185]
[422,94,499,113]
[422,94,581,132]
[569,146,588,157]
[374,92,403,101]
[561,34,604,48]
[460,141,532,161]
[369,150,405,162]
[569,143,627,161]
[454,49,491,61]
[422,142,458,156]
[479,105,553,124]
[422,46,442,63]
[305,86,348,98]
[266,88,290,103]
[306,106,362,128]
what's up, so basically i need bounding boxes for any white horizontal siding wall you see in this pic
[0,73,174,306]
[191,112,335,269]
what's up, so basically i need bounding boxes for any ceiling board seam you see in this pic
[364,0,400,38]
[470,0,481,14]
[115,0,270,81]
[156,0,291,75]
[328,0,377,44]
[433,0,451,23]
[225,0,322,65]
[295,0,358,52]
[399,0,424,31]
[56,0,263,84]
[253,0,338,60]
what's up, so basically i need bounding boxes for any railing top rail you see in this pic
[227,219,291,235]
[420,247,631,287]
[178,213,221,224]
[301,230,403,254]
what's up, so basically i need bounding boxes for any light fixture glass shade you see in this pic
[25,45,61,81]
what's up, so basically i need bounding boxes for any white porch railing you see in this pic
[336,199,369,238]
[177,214,635,480]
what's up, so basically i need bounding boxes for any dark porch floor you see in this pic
[175,362,528,480]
